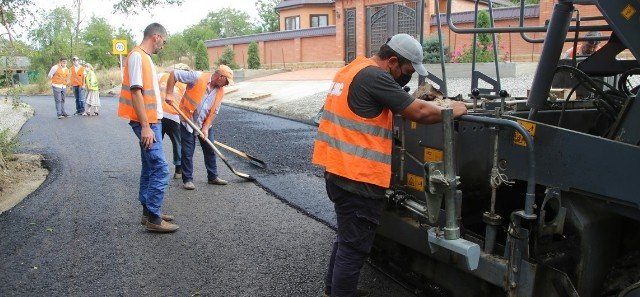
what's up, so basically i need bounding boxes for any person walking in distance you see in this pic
[118,23,178,233]
[48,57,70,119]
[158,71,187,179]
[70,56,86,115]
[82,63,100,116]
[164,65,234,190]
[313,34,467,297]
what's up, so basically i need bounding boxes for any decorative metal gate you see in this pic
[366,3,417,57]
[345,8,357,63]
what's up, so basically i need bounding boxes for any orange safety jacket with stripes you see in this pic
[118,47,159,123]
[158,72,187,115]
[180,72,225,129]
[70,65,85,87]
[51,64,69,85]
[312,57,393,188]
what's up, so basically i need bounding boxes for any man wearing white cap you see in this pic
[313,33,467,297]
[164,65,234,190]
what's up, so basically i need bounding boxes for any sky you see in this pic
[18,0,261,43]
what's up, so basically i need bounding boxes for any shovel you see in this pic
[213,140,266,169]
[169,101,255,181]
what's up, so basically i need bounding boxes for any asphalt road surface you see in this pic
[0,96,415,296]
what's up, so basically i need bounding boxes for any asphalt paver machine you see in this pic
[374,1,640,296]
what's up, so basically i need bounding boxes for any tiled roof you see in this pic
[275,0,335,10]
[205,26,336,47]
[431,4,539,25]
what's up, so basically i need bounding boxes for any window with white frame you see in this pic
[310,14,328,28]
[285,16,300,30]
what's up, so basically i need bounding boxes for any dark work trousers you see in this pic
[180,123,218,183]
[161,118,181,167]
[323,178,385,297]
[73,86,85,114]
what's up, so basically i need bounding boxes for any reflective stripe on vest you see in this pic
[158,73,187,115]
[71,66,85,86]
[51,64,68,85]
[311,56,393,188]
[117,47,159,123]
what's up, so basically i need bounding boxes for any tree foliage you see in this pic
[217,46,238,69]
[29,7,75,71]
[112,0,184,14]
[0,0,37,46]
[247,41,260,69]
[199,8,258,38]
[194,41,209,71]
[255,0,279,32]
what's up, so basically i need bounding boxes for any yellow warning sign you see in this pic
[622,4,636,21]
[407,173,425,191]
[410,121,417,129]
[424,147,443,162]
[112,39,128,55]
[513,120,536,147]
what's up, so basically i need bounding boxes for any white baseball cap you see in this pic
[386,33,428,76]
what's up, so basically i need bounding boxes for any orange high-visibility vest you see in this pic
[71,65,85,87]
[158,73,187,115]
[118,47,159,123]
[180,72,225,128]
[312,57,393,188]
[51,64,69,85]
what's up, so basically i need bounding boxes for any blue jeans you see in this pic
[73,86,85,113]
[161,118,181,167]
[129,122,169,218]
[324,178,384,297]
[52,86,67,116]
[180,124,218,183]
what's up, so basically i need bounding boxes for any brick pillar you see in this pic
[356,0,367,57]
[335,0,345,62]
[294,38,302,63]
[259,41,266,66]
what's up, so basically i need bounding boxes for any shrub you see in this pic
[422,35,450,63]
[194,42,210,71]
[0,128,18,166]
[216,46,239,69]
[247,41,261,69]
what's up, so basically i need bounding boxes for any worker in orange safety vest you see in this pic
[312,34,467,297]
[48,57,70,119]
[70,56,86,115]
[118,23,178,233]
[164,65,234,191]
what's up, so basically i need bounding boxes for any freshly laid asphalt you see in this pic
[0,96,414,296]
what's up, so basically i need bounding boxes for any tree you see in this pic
[112,0,184,14]
[194,41,209,70]
[247,41,260,69]
[217,46,238,69]
[29,7,75,71]
[0,0,36,47]
[255,0,279,32]
[158,33,191,64]
[200,8,259,38]
[81,16,115,69]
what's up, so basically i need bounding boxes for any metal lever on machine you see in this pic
[427,109,480,271]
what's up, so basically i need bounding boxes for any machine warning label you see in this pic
[424,147,443,162]
[622,4,636,20]
[407,173,425,191]
[410,121,417,129]
[513,120,536,147]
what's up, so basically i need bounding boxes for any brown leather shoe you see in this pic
[145,220,179,233]
[140,214,175,225]
[208,177,228,185]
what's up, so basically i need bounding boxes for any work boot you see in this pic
[145,220,179,233]
[173,167,182,179]
[183,181,196,190]
[208,177,228,185]
[140,214,175,225]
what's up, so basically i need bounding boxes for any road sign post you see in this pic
[112,39,128,80]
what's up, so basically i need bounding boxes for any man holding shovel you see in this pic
[164,65,234,190]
